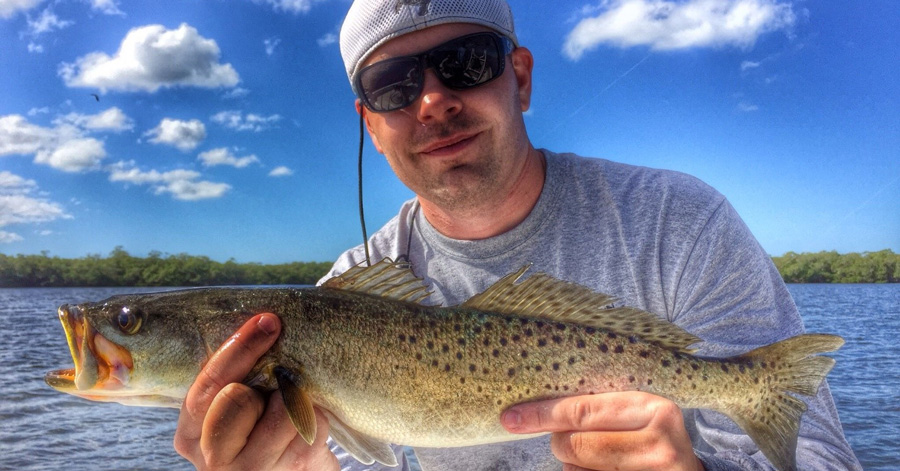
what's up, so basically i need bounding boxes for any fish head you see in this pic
[45,292,232,408]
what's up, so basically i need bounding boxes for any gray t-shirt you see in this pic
[322,150,860,470]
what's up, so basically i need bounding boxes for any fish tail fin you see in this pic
[724,334,843,471]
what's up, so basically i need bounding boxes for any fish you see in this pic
[45,259,843,471]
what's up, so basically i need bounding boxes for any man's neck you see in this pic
[418,147,546,240]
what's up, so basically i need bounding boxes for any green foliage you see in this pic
[0,247,332,287]
[772,250,898,283]
[1,248,896,287]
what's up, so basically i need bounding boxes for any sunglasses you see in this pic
[355,32,515,113]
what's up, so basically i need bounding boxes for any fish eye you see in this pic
[115,307,143,335]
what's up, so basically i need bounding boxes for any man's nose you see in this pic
[415,70,463,124]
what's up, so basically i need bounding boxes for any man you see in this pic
[174,1,861,470]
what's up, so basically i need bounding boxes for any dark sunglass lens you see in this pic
[359,58,423,112]
[430,34,502,89]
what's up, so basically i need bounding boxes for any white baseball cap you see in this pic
[340,0,518,94]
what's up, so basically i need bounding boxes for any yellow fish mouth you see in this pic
[45,305,134,396]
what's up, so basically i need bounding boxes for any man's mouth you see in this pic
[419,132,479,156]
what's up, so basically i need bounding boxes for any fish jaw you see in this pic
[47,304,135,397]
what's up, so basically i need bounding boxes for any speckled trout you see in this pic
[45,259,842,471]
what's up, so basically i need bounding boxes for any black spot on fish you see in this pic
[739,364,746,373]
[647,379,653,385]
[474,326,482,334]
[432,360,439,367]
[538,339,547,347]
[454,324,461,332]
[508,368,516,377]
[444,364,451,372]
[608,332,617,339]
[512,334,521,342]
[535,365,543,372]
[500,338,508,346]
[675,368,682,375]
[506,385,512,392]
[556,323,566,331]
[426,341,434,350]
[629,375,635,383]
[721,364,729,373]
[691,363,700,371]
[661,359,671,368]
[614,345,625,353]
[552,335,562,344]
[535,321,545,328]
[409,336,416,344]
[483,338,490,346]
[492,349,500,357]
[521,350,528,358]
[484,322,493,330]
[639,350,649,358]
[460,378,465,384]
[442,344,450,353]
[458,338,467,346]
[469,364,476,372]
[628,336,638,344]
[552,363,560,371]
[576,340,586,349]
[600,344,608,353]
[483,368,489,375]
[585,327,596,335]
[524,328,534,337]
[398,334,406,342]
[415,353,423,360]
[456,352,463,360]
[568,356,576,365]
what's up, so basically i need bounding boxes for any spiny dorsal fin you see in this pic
[463,267,701,353]
[322,258,431,304]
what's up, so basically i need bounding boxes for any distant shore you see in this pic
[0,248,896,287]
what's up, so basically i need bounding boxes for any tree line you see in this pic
[0,248,896,287]
[771,249,897,283]
[0,247,333,287]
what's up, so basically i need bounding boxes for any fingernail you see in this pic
[257,314,278,335]
[501,408,522,430]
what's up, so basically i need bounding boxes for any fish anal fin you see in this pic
[323,410,399,467]
[274,366,317,445]
[463,270,701,352]
[322,258,431,304]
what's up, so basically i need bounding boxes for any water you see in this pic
[0,284,896,470]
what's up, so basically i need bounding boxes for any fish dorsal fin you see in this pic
[462,267,701,353]
[322,258,431,304]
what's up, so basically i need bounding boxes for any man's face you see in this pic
[358,23,534,214]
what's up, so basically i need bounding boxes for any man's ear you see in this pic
[355,99,384,153]
[510,47,534,112]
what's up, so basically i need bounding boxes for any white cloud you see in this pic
[88,0,124,16]
[0,171,72,243]
[27,42,43,53]
[269,166,293,177]
[145,118,206,151]
[740,60,761,71]
[223,87,250,99]
[58,23,240,93]
[563,0,797,60]
[198,147,260,168]
[264,37,281,55]
[108,162,230,200]
[55,107,134,132]
[0,0,42,19]
[252,0,319,14]
[737,101,759,112]
[34,137,106,172]
[317,32,337,47]
[1,111,133,172]
[27,7,73,35]
[211,110,281,132]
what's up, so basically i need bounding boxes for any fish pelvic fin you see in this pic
[323,409,399,467]
[274,366,317,445]
[463,268,701,352]
[322,258,431,304]
[725,334,844,471]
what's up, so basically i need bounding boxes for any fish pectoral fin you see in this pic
[274,366,317,445]
[323,410,399,467]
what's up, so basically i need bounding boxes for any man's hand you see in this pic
[501,392,704,471]
[173,313,338,471]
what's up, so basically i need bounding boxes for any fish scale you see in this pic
[46,259,843,471]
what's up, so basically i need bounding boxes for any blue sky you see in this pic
[1,0,897,264]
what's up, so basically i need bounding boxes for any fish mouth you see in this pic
[45,304,134,395]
